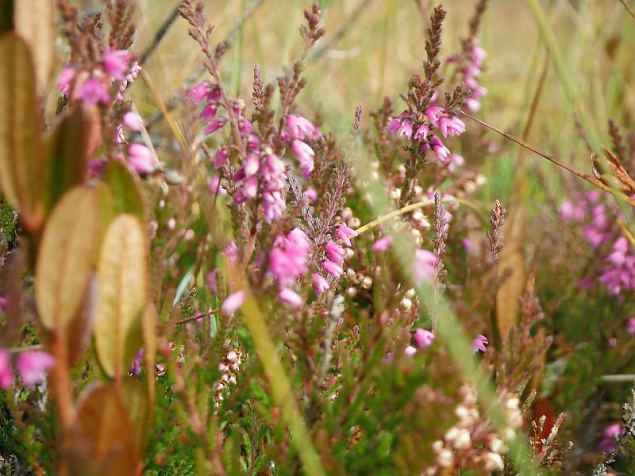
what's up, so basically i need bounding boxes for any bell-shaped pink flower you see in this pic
[336,225,358,247]
[325,241,346,265]
[16,350,54,386]
[472,334,488,353]
[279,288,303,307]
[425,105,444,126]
[414,329,435,349]
[128,143,156,174]
[312,273,329,295]
[214,147,229,168]
[123,112,144,131]
[104,49,132,80]
[287,115,317,140]
[372,236,393,252]
[322,260,343,278]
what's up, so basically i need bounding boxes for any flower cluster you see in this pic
[450,41,487,112]
[283,114,323,176]
[268,228,312,306]
[0,349,55,389]
[426,386,522,474]
[387,102,466,163]
[560,190,635,296]
[57,48,135,106]
[214,348,242,406]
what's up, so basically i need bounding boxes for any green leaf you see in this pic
[68,383,139,476]
[35,187,101,330]
[0,33,44,232]
[94,214,147,379]
[43,107,96,213]
[103,161,146,220]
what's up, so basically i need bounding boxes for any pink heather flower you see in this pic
[472,334,488,353]
[16,351,54,386]
[405,345,417,357]
[268,228,311,287]
[246,155,262,178]
[201,103,218,120]
[207,270,218,294]
[599,237,635,295]
[123,112,144,131]
[312,273,329,295]
[414,124,429,142]
[57,67,75,94]
[466,98,481,112]
[372,236,393,252]
[0,295,6,312]
[413,249,438,285]
[279,288,303,307]
[224,241,239,263]
[187,82,213,104]
[222,291,245,316]
[290,140,315,176]
[209,176,227,196]
[322,260,343,278]
[627,317,635,335]
[430,136,451,163]
[76,78,110,105]
[336,225,358,247]
[447,154,465,174]
[128,143,155,174]
[414,329,435,349]
[0,350,12,389]
[425,105,444,126]
[104,49,131,80]
[204,117,227,135]
[398,119,414,139]
[599,423,622,452]
[287,115,317,140]
[387,118,401,135]
[214,147,229,168]
[559,200,585,221]
[325,241,346,265]
[304,188,318,202]
[439,116,466,137]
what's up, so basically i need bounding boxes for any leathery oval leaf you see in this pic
[68,383,138,476]
[94,214,148,378]
[35,186,101,329]
[0,33,44,231]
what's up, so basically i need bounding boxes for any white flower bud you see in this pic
[489,437,505,454]
[400,298,413,311]
[483,452,504,471]
[437,449,454,468]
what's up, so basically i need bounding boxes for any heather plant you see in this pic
[1,1,635,475]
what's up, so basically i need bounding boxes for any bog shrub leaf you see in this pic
[94,214,147,378]
[103,161,147,220]
[0,33,44,232]
[35,187,101,330]
[68,383,138,476]
[43,107,97,213]
[14,0,55,94]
